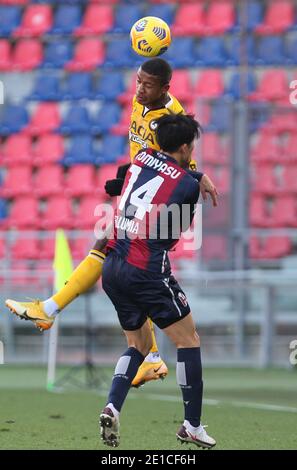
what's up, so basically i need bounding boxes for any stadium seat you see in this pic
[0,199,7,221]
[117,72,137,105]
[74,195,103,229]
[265,111,297,133]
[33,134,65,167]
[94,71,125,101]
[283,132,297,162]
[249,196,268,227]
[194,70,224,99]
[163,38,196,68]
[200,133,228,164]
[251,130,281,163]
[28,73,61,101]
[0,166,32,198]
[65,165,96,197]
[43,39,73,68]
[12,238,40,260]
[96,135,126,165]
[6,196,39,229]
[74,5,113,36]
[34,165,65,197]
[227,35,256,66]
[71,237,92,260]
[61,72,92,100]
[265,236,292,258]
[235,0,263,31]
[112,4,143,33]
[91,103,121,135]
[111,105,131,135]
[282,166,297,193]
[51,5,82,35]
[96,164,118,196]
[196,37,228,67]
[225,72,256,99]
[59,105,92,134]
[169,70,192,103]
[0,40,12,70]
[147,4,175,25]
[272,196,297,227]
[249,70,288,102]
[41,196,73,230]
[105,39,138,68]
[62,135,96,166]
[0,104,29,135]
[255,36,288,65]
[0,6,21,36]
[65,38,104,71]
[252,164,276,194]
[2,134,33,166]
[12,38,43,70]
[25,102,61,135]
[256,0,294,35]
[38,237,55,261]
[287,37,297,64]
[171,4,205,36]
[202,235,227,261]
[14,4,52,37]
[207,101,232,133]
[249,236,263,259]
[204,1,235,35]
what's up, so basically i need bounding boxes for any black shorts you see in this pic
[102,251,191,331]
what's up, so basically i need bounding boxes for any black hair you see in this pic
[155,114,202,153]
[141,58,172,86]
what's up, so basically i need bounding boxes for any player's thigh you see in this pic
[123,319,153,357]
[163,313,200,349]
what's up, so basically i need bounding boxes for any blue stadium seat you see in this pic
[62,73,92,100]
[287,37,297,64]
[255,36,287,65]
[93,71,125,101]
[146,4,176,25]
[196,37,229,67]
[0,199,7,220]
[51,5,82,35]
[112,4,144,33]
[206,101,232,133]
[162,38,195,68]
[91,103,121,135]
[43,39,73,68]
[96,135,126,164]
[0,105,29,135]
[59,105,91,135]
[0,6,21,36]
[225,72,257,99]
[62,135,96,166]
[228,35,256,65]
[105,39,141,68]
[232,0,263,31]
[28,74,61,101]
[248,102,271,133]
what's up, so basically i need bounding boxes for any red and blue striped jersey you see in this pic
[107,148,199,274]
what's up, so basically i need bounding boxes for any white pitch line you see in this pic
[144,393,297,414]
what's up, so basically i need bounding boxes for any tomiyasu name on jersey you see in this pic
[129,94,185,162]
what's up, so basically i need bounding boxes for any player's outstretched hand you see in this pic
[200,174,218,207]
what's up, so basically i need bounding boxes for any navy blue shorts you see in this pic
[102,251,191,331]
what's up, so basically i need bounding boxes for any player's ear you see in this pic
[162,83,170,93]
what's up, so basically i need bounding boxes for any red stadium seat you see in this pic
[33,134,65,166]
[117,72,136,105]
[96,164,118,196]
[12,238,40,260]
[41,196,73,229]
[282,166,297,193]
[249,70,288,102]
[0,238,5,258]
[264,112,297,133]
[75,196,105,229]
[34,164,65,197]
[0,0,29,4]
[2,134,33,166]
[65,38,105,72]
[214,167,230,194]
[252,164,276,195]
[6,196,39,229]
[283,132,297,162]
[256,0,294,35]
[171,4,206,36]
[200,133,228,164]
[65,165,96,197]
[0,40,12,71]
[169,70,192,103]
[111,105,131,136]
[12,38,43,70]
[249,196,268,227]
[14,4,53,37]
[25,103,61,135]
[272,196,297,227]
[74,5,113,36]
[71,237,92,260]
[0,166,32,197]
[202,235,227,261]
[249,236,262,259]
[194,70,224,98]
[265,236,292,258]
[204,0,235,35]
[251,130,281,163]
[39,237,55,260]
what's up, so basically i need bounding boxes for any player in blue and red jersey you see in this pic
[100,114,216,449]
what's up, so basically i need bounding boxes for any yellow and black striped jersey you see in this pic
[129,94,185,162]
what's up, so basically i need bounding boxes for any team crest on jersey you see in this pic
[178,292,188,307]
[149,120,158,131]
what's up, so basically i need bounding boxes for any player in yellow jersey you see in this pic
[5,58,218,387]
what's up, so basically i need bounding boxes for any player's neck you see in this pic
[160,150,186,168]
[147,93,170,110]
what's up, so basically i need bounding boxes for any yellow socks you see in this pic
[52,249,105,310]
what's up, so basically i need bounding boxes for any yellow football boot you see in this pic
[131,359,168,388]
[5,299,54,331]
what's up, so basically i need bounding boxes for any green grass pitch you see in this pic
[0,366,296,450]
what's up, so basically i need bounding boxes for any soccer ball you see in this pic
[130,16,171,57]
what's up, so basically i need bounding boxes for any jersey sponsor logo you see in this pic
[130,121,155,146]
[135,152,181,179]
[178,292,188,308]
[129,131,148,148]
